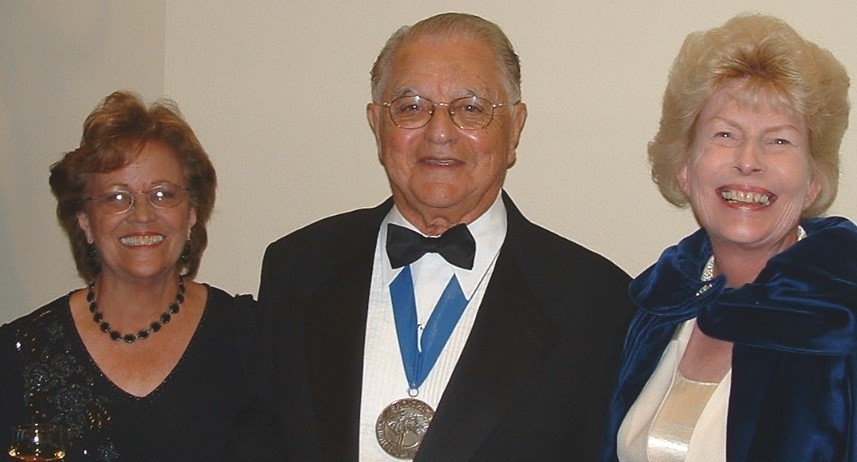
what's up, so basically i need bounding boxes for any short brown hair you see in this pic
[49,91,217,280]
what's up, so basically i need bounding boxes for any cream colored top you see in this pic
[617,319,731,462]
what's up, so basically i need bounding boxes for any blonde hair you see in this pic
[649,14,850,216]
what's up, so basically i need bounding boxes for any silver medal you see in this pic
[375,398,435,459]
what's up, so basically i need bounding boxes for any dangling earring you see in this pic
[86,243,100,269]
[181,241,191,264]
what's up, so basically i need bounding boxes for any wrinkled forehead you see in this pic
[384,34,509,100]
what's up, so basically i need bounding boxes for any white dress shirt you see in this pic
[358,194,507,461]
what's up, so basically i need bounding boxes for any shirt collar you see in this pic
[381,193,507,296]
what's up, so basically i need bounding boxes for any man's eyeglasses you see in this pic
[379,95,512,130]
[85,183,190,214]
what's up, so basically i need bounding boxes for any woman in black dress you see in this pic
[0,91,258,461]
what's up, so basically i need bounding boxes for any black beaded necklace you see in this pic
[86,276,186,344]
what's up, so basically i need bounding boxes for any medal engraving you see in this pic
[376,398,435,459]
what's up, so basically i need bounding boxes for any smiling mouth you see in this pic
[719,189,773,206]
[120,235,165,246]
[424,157,461,167]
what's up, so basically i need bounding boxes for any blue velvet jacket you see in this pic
[602,216,857,461]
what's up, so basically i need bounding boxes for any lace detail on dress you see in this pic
[16,307,119,461]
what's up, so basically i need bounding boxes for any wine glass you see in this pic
[8,423,66,461]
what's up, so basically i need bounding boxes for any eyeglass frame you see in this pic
[84,183,191,215]
[377,95,515,130]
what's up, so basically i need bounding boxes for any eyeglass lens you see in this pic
[90,184,187,213]
[387,96,497,130]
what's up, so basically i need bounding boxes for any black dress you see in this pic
[0,285,257,462]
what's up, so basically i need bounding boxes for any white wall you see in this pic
[0,1,166,320]
[2,1,855,322]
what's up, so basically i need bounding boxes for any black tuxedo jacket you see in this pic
[257,192,634,461]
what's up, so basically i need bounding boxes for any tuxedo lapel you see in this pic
[299,202,390,461]
[415,199,560,461]
[295,194,560,461]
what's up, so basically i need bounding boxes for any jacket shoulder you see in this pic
[505,200,629,282]
[264,201,389,262]
[502,192,629,282]
[519,223,630,291]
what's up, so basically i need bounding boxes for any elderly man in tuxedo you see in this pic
[258,12,635,462]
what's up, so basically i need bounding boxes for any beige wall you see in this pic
[0,1,166,320]
[1,0,855,322]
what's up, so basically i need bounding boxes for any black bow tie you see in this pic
[386,223,476,270]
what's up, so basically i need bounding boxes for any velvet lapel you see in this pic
[414,194,560,461]
[300,201,390,461]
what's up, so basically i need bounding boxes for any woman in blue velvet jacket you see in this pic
[603,14,856,462]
